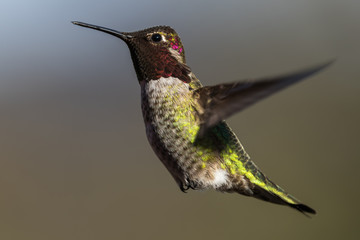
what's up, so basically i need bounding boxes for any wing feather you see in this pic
[194,61,333,138]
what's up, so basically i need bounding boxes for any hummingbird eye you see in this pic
[151,33,162,42]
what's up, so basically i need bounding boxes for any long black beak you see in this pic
[72,21,132,41]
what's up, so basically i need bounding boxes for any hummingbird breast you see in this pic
[140,76,246,191]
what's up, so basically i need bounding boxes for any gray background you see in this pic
[1,0,359,239]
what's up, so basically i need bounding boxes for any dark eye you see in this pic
[151,33,162,42]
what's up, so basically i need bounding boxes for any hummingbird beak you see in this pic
[72,21,133,41]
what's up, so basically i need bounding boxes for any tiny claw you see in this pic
[180,184,189,193]
[189,181,198,190]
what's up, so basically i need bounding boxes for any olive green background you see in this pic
[1,0,359,239]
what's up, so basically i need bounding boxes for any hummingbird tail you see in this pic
[251,185,316,215]
[288,203,316,215]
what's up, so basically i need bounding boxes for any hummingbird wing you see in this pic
[194,61,333,138]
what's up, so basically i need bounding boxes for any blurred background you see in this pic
[1,0,359,239]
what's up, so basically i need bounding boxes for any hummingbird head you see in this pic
[72,21,191,83]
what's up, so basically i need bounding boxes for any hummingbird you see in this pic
[72,21,332,215]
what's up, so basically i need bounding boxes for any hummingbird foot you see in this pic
[179,178,199,193]
[179,184,189,193]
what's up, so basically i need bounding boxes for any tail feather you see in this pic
[251,184,316,215]
[289,203,316,215]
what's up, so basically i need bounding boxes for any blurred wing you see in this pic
[194,61,333,138]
